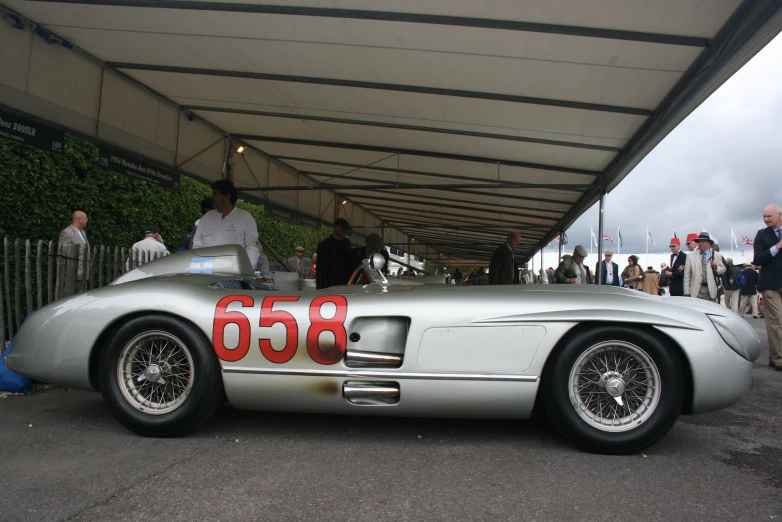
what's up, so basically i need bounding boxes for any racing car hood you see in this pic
[113,245,256,285]
[664,296,762,361]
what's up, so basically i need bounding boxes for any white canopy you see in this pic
[1,1,780,265]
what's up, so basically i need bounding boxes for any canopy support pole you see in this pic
[558,231,564,267]
[597,191,606,285]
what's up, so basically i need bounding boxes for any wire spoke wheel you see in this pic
[568,340,661,433]
[117,331,195,415]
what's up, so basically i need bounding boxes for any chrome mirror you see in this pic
[369,253,386,271]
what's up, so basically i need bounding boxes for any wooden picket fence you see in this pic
[0,237,166,346]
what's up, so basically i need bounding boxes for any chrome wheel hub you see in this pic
[569,341,661,433]
[117,331,194,415]
[142,364,165,384]
[598,371,626,398]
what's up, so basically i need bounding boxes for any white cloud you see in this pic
[561,32,782,257]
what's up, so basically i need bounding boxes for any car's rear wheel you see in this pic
[99,315,224,436]
[542,326,684,454]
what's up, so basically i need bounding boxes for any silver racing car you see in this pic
[5,245,760,453]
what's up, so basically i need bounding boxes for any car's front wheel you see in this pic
[542,326,684,454]
[99,315,224,436]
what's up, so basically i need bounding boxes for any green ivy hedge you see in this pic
[0,135,332,258]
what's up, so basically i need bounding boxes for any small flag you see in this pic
[562,231,568,245]
[603,234,614,242]
[591,226,598,248]
[731,228,739,249]
[189,257,215,274]
[618,227,623,247]
[742,235,754,247]
[648,231,656,246]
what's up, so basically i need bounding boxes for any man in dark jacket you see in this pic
[666,237,687,296]
[594,250,620,286]
[753,204,782,370]
[722,258,741,312]
[739,264,760,318]
[489,233,520,285]
[316,218,359,289]
[556,245,590,284]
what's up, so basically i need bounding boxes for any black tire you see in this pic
[541,325,684,454]
[99,315,224,437]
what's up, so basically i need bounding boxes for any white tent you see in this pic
[1,1,780,265]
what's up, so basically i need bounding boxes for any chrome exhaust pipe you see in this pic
[343,382,400,405]
[345,350,402,368]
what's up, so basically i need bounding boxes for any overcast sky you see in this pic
[558,31,782,256]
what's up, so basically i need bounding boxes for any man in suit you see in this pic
[665,237,687,296]
[594,250,620,286]
[58,210,89,291]
[753,203,782,370]
[285,246,310,274]
[316,218,359,289]
[683,232,725,301]
[489,233,520,285]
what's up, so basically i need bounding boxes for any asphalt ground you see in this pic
[1,318,780,521]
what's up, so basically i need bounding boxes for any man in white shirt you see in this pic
[193,179,261,268]
[128,226,169,269]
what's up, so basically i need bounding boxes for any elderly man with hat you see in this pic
[665,237,688,296]
[685,233,699,252]
[594,249,619,286]
[555,245,592,284]
[285,246,310,274]
[316,218,360,289]
[683,232,725,301]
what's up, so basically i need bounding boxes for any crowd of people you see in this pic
[57,179,394,290]
[479,204,782,370]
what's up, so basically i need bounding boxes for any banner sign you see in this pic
[297,214,321,231]
[99,147,180,190]
[264,202,322,231]
[0,108,64,153]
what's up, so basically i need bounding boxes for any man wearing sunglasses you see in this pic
[666,237,687,296]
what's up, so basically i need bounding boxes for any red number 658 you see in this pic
[213,295,348,365]
[306,296,348,365]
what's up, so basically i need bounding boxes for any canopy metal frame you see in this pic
[2,0,781,266]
